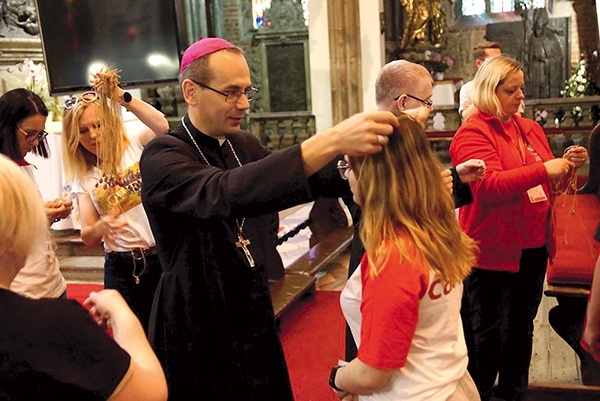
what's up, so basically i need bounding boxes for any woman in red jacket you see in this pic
[449,55,588,401]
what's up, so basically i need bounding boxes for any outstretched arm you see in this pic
[456,159,486,183]
[84,290,168,401]
[300,111,399,176]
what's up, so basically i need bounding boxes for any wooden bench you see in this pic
[542,124,600,387]
[270,225,354,320]
[544,283,590,298]
[526,381,600,401]
[270,274,316,320]
[59,255,104,283]
[284,226,354,276]
[53,230,105,257]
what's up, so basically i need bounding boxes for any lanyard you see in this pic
[511,120,527,166]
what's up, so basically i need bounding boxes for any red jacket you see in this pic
[449,111,556,272]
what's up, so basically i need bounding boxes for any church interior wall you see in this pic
[0,1,597,131]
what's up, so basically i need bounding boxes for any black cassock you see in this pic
[140,116,345,400]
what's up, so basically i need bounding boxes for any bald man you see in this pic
[344,60,484,360]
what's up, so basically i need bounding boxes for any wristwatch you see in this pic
[329,365,344,392]
[122,91,132,103]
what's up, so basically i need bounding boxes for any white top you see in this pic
[72,125,155,252]
[340,248,467,401]
[10,165,67,299]
[458,80,474,115]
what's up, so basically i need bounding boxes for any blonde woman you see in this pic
[0,154,167,400]
[331,114,480,400]
[450,55,587,401]
[61,72,169,332]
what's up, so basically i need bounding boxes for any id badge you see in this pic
[527,184,548,203]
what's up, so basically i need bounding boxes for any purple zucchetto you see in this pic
[180,37,236,72]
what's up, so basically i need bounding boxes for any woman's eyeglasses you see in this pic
[337,159,352,180]
[18,126,48,143]
[64,91,99,110]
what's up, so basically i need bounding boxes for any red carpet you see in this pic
[67,284,345,401]
[67,282,103,304]
[280,290,346,401]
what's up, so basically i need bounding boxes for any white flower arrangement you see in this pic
[423,50,454,73]
[19,59,60,113]
[534,108,548,127]
[570,105,583,126]
[561,60,596,98]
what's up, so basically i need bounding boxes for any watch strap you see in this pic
[329,365,343,392]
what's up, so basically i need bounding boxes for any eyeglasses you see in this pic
[64,91,99,110]
[18,126,48,143]
[337,159,351,180]
[393,93,433,108]
[191,80,259,103]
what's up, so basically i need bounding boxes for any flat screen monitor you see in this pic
[35,0,182,95]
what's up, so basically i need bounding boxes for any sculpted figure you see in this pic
[399,0,446,49]
[526,8,564,98]
[1,0,39,36]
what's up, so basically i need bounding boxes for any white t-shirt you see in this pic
[10,165,67,299]
[340,243,468,401]
[72,126,155,252]
[458,80,474,115]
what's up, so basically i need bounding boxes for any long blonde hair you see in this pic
[61,96,128,182]
[93,70,129,179]
[349,114,477,284]
[62,101,100,181]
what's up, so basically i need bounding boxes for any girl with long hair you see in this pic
[61,70,169,332]
[331,114,479,400]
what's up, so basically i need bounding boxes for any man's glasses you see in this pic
[18,126,48,143]
[191,80,259,103]
[64,91,99,110]
[393,93,433,108]
[337,159,351,180]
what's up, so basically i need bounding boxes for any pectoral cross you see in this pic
[236,233,256,268]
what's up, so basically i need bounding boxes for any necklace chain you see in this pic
[131,249,146,284]
[181,117,254,267]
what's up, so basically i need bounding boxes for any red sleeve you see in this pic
[449,115,548,205]
[357,243,429,369]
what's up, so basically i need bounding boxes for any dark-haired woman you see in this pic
[0,88,72,299]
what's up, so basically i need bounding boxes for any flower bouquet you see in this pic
[561,60,597,98]
[533,108,548,128]
[423,50,454,78]
[570,106,583,126]
[19,59,60,115]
